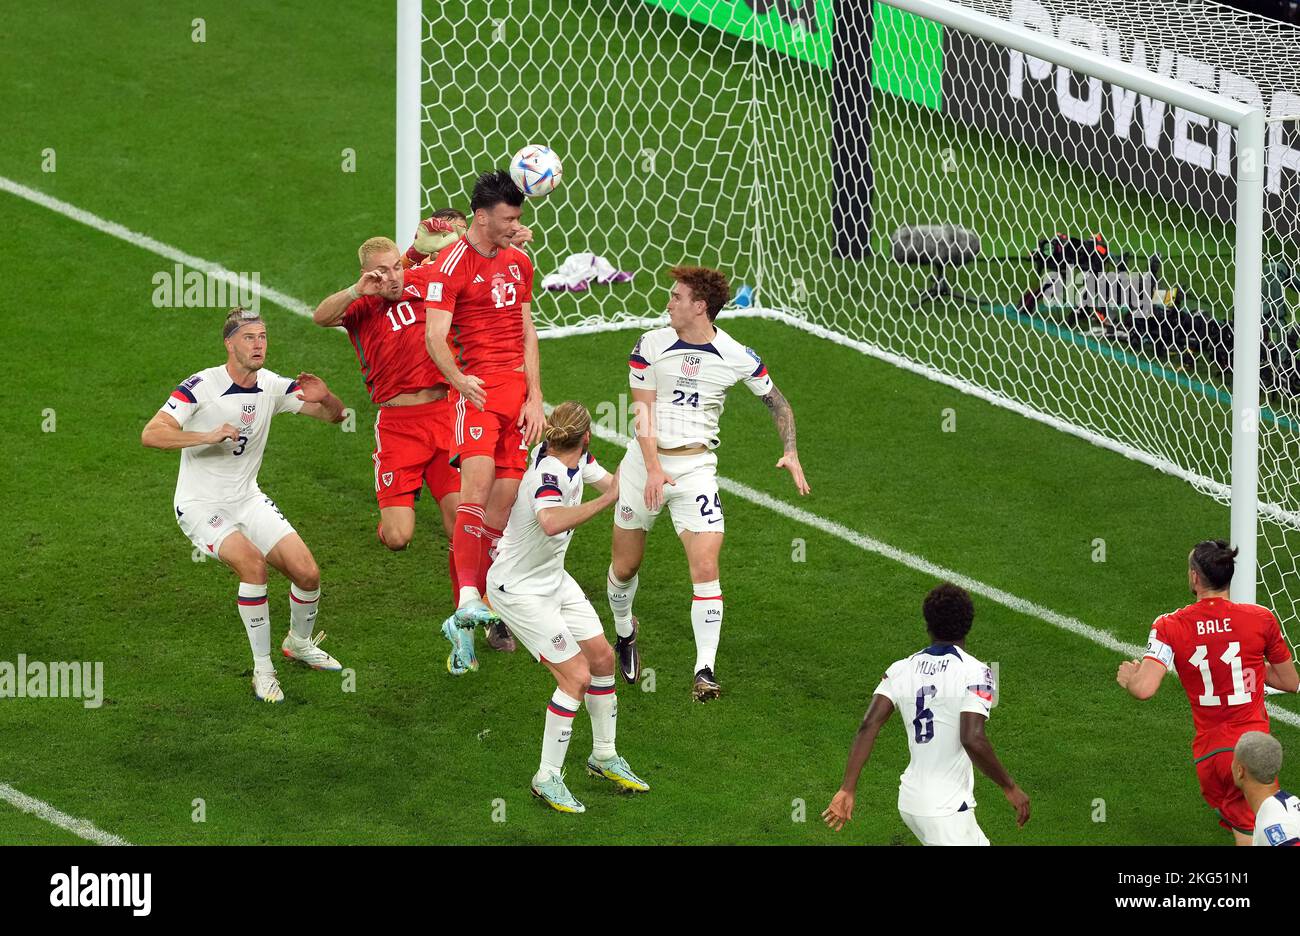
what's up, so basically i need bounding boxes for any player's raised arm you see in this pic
[760,384,810,495]
[536,475,620,537]
[141,411,238,450]
[518,301,545,446]
[291,372,346,423]
[315,270,386,328]
[822,693,895,832]
[401,214,465,268]
[960,712,1031,827]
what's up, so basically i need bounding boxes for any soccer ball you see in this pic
[509,145,563,198]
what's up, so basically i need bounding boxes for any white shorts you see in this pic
[900,808,990,846]
[175,492,296,559]
[614,442,724,535]
[486,570,606,664]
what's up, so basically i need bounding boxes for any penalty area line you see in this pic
[8,176,1299,733]
[0,782,132,846]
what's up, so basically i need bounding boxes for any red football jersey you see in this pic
[342,278,448,404]
[1144,597,1291,758]
[414,237,534,376]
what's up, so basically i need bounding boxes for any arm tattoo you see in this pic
[761,385,797,451]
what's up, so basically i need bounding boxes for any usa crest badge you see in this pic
[240,403,256,426]
[551,633,568,652]
[681,355,701,377]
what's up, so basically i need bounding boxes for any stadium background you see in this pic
[1,0,1297,844]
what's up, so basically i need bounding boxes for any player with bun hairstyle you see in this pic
[486,402,649,813]
[1119,539,1299,843]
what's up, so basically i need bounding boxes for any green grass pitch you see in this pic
[2,0,1297,845]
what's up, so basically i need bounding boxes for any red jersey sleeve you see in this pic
[1264,610,1292,664]
[1144,614,1174,669]
[341,296,380,330]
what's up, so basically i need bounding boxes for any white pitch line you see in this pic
[0,175,314,318]
[0,782,132,846]
[9,173,1300,737]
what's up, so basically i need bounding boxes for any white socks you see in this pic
[691,579,723,673]
[537,688,581,782]
[586,675,618,761]
[607,566,638,639]
[289,584,320,640]
[237,582,272,672]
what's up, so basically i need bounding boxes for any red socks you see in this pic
[452,503,485,601]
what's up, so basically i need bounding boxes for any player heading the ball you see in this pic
[419,170,547,675]
[141,309,347,703]
[486,402,648,813]
[823,583,1030,845]
[607,266,810,702]
[1119,540,1299,844]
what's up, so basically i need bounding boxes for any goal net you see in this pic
[409,0,1300,643]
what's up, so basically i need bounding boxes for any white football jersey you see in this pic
[1253,790,1300,846]
[627,324,773,450]
[874,644,996,817]
[489,444,608,596]
[160,364,304,507]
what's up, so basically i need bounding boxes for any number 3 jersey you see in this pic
[874,644,997,817]
[1144,597,1291,759]
[160,365,305,507]
[627,325,773,450]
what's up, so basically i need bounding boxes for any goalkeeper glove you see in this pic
[405,216,464,267]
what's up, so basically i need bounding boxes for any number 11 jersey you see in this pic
[1145,597,1291,759]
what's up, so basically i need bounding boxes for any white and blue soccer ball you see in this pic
[509,145,563,198]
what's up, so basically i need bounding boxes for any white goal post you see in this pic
[880,0,1266,605]
[397,0,1276,610]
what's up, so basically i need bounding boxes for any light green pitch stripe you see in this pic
[982,302,1300,435]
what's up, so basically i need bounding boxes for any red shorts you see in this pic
[372,399,459,508]
[449,370,528,480]
[1196,749,1255,833]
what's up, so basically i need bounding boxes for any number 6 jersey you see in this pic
[1144,597,1291,759]
[160,365,305,507]
[874,644,997,817]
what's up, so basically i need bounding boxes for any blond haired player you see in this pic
[142,309,347,702]
[486,402,649,813]
[607,266,810,701]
